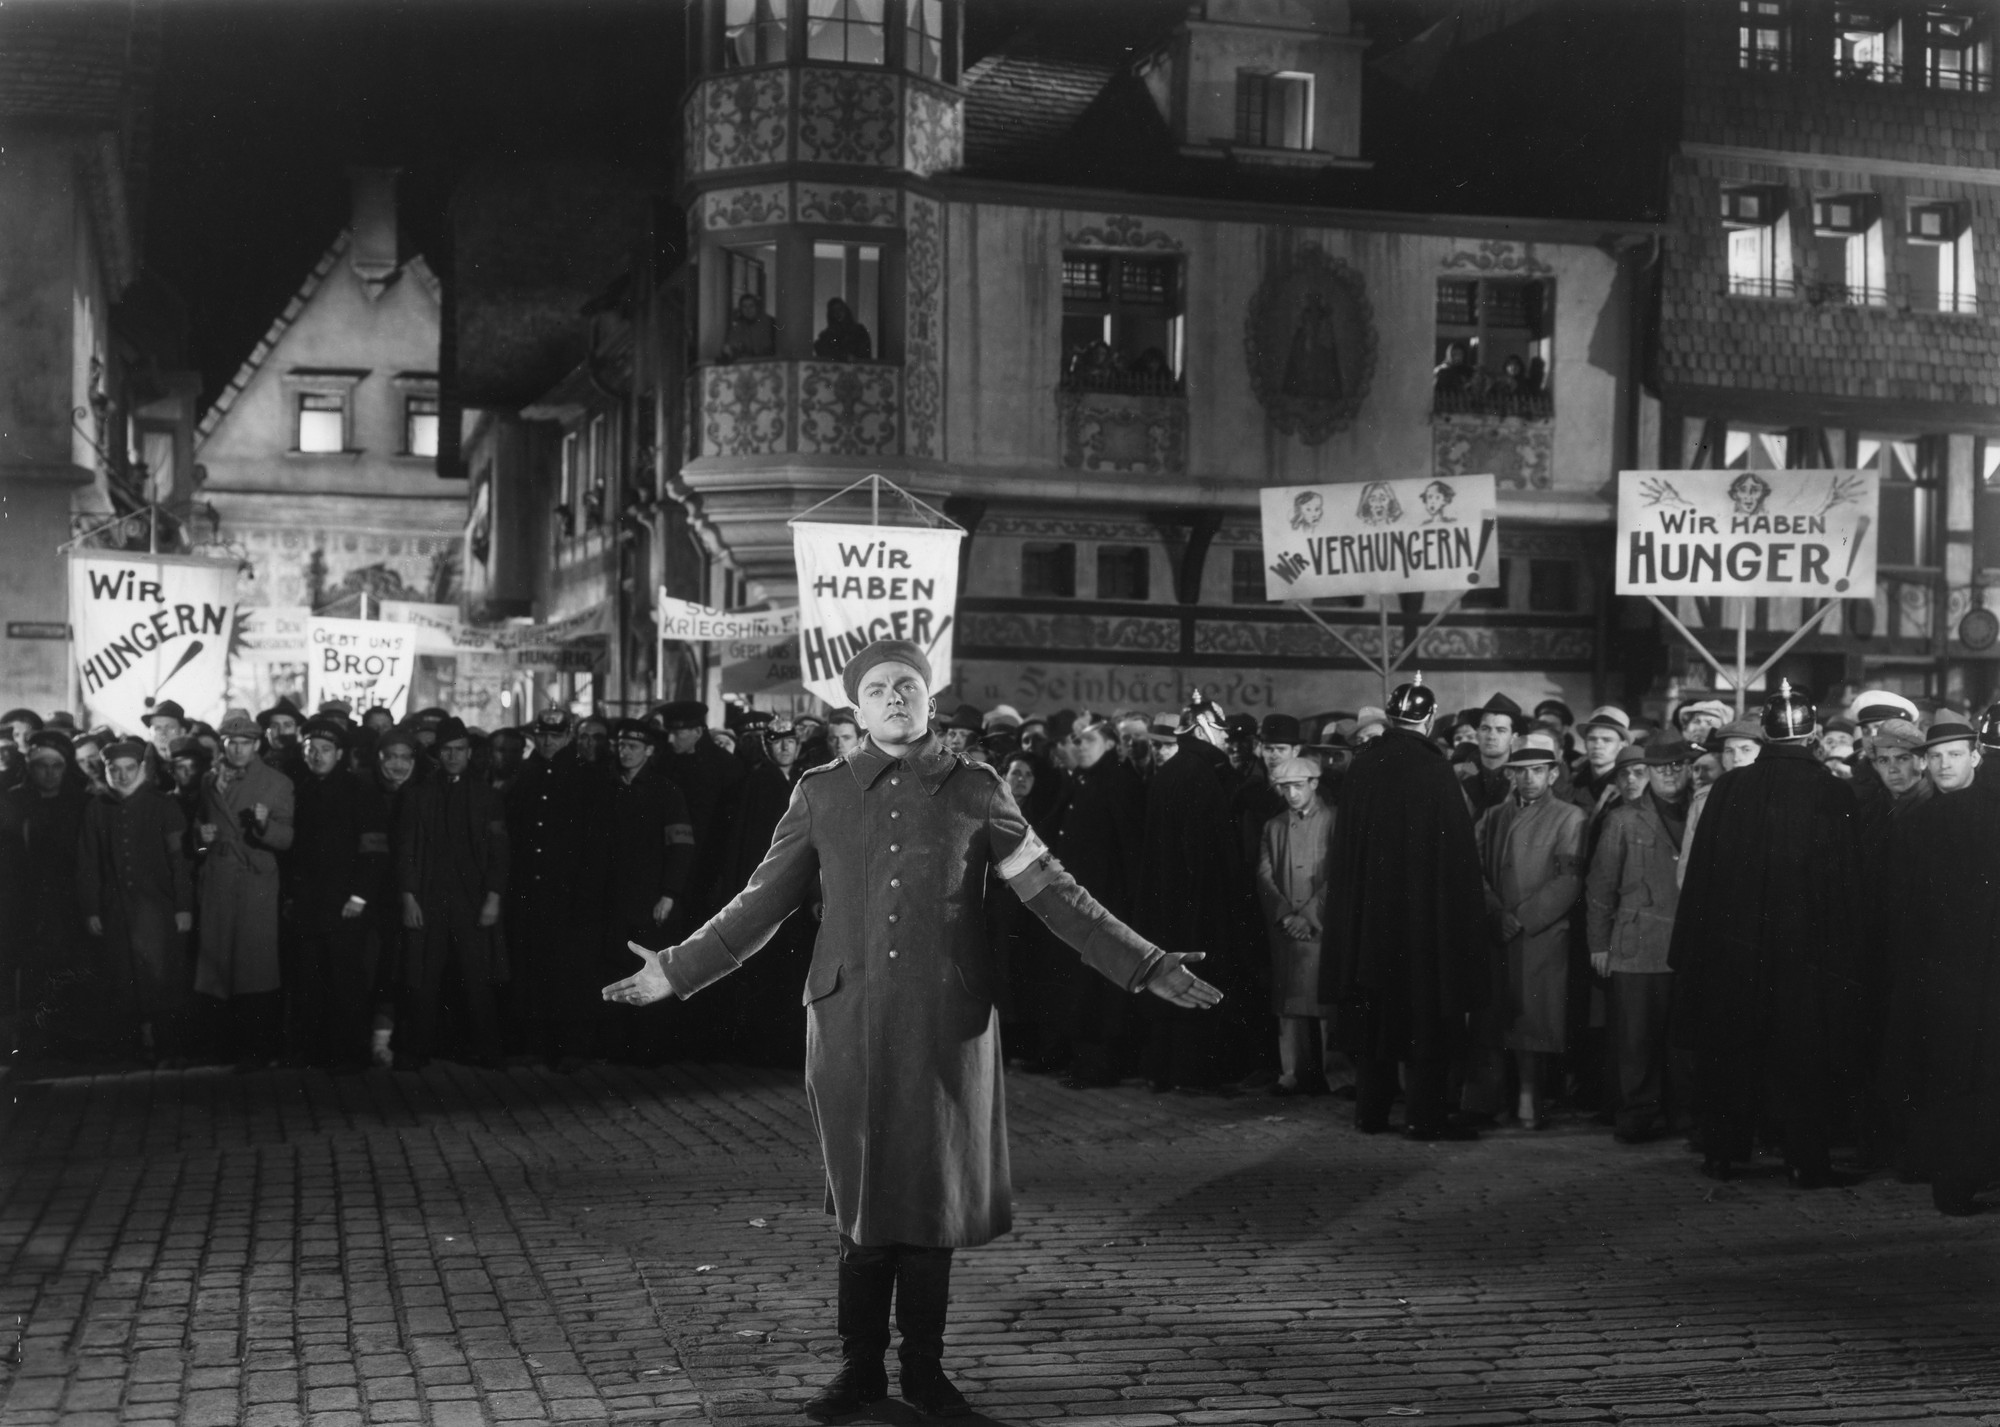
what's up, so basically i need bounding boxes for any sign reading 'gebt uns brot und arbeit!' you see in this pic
[1259,474,1501,601]
[1615,469,1881,598]
[306,618,417,719]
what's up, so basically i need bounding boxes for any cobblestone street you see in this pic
[3,1061,1998,1427]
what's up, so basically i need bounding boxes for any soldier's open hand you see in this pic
[1146,951,1223,1010]
[603,942,673,1006]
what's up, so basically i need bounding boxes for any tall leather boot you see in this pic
[894,1247,970,1418]
[803,1245,895,1421]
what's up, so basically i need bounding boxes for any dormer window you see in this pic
[1723,184,1795,298]
[1813,194,1887,306]
[1909,201,1977,313]
[1923,6,1993,90]
[1236,71,1314,150]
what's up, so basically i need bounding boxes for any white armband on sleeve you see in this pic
[996,828,1061,899]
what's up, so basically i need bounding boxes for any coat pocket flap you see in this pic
[802,960,843,1006]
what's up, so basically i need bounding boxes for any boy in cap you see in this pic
[605,638,1219,1420]
[1256,755,1343,1096]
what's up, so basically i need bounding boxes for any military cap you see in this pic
[613,718,664,748]
[841,639,932,705]
[764,715,798,740]
[533,707,574,733]
[1260,713,1303,745]
[143,700,188,727]
[1850,689,1920,725]
[412,706,449,727]
[302,716,350,749]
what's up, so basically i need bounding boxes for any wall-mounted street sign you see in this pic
[7,622,69,640]
[1615,469,1879,598]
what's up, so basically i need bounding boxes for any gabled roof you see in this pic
[196,229,441,444]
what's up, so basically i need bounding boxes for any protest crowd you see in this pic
[2,677,1997,1217]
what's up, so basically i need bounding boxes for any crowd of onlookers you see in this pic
[2,679,1994,1210]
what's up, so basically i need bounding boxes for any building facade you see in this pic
[666,0,1658,718]
[1657,0,2000,711]
[194,169,463,711]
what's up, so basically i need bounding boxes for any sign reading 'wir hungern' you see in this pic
[1259,474,1500,601]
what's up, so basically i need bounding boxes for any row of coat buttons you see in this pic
[888,773,904,957]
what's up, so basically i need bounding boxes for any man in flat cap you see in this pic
[194,709,296,1066]
[604,638,1220,1420]
[1255,754,1337,1096]
[79,737,196,1063]
[396,716,509,1069]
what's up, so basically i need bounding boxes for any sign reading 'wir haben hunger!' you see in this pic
[1614,469,1880,598]
[792,522,963,707]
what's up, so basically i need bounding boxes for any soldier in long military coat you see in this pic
[605,639,1220,1422]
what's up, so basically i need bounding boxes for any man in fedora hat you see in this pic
[1469,731,1587,1128]
[604,638,1220,1420]
[256,697,307,783]
[142,699,190,794]
[194,709,296,1066]
[1461,692,1527,817]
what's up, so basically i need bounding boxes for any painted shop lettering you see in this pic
[1625,533,1833,586]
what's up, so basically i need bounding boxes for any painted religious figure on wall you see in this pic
[1244,244,1375,446]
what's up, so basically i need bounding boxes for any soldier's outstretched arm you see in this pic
[602,778,820,1006]
[986,778,1222,1009]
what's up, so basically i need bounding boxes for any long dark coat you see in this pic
[1052,755,1146,920]
[1881,778,2000,1185]
[503,747,596,1005]
[195,758,295,998]
[77,784,195,1021]
[659,736,744,922]
[659,735,1164,1248]
[1667,743,1863,1099]
[396,772,510,987]
[1138,736,1259,973]
[1319,727,1491,1060]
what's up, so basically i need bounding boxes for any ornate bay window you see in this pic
[693,0,959,78]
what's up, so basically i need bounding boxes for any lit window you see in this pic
[1813,194,1886,306]
[722,0,786,68]
[1725,427,1790,469]
[811,241,882,361]
[1722,185,1795,298]
[1834,7,1903,81]
[1236,71,1314,150]
[905,0,945,78]
[1096,546,1151,602]
[1738,0,1789,70]
[1860,435,1939,567]
[1908,201,1976,313]
[405,395,439,457]
[1432,277,1553,417]
[1021,542,1076,598]
[1924,6,1992,89]
[297,393,345,453]
[1060,253,1184,394]
[806,0,885,64]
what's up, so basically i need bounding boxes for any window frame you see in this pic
[284,370,364,455]
[1722,183,1796,299]
[1737,0,1791,71]
[1921,5,1993,90]
[1812,193,1887,307]
[1431,276,1555,418]
[1832,6,1904,83]
[1059,250,1186,395]
[1095,544,1152,602]
[717,0,789,69]
[805,0,887,66]
[1907,199,1977,314]
[1020,541,1077,599]
[1235,69,1315,151]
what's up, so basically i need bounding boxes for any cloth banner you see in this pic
[659,594,798,644]
[307,618,418,718]
[69,551,241,735]
[792,522,963,707]
[379,600,609,663]
[1259,474,1500,601]
[1615,469,1881,598]
[721,636,805,695]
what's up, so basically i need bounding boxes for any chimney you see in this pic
[347,166,403,298]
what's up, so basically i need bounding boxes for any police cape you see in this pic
[1318,727,1492,1059]
[1667,744,1865,1110]
[1881,778,2000,1188]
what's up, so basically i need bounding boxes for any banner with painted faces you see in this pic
[1259,475,1501,601]
[792,521,963,708]
[70,551,241,735]
[306,618,418,718]
[1616,469,1880,597]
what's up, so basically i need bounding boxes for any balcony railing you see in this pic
[1807,281,1889,308]
[1834,56,1903,83]
[1725,275,1798,299]
[1058,368,1186,397]
[694,359,903,459]
[1431,385,1554,421]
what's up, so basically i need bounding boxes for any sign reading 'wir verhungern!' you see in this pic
[1615,469,1880,598]
[1259,474,1500,601]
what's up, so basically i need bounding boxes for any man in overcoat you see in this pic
[1319,677,1492,1139]
[1668,682,1863,1187]
[604,640,1220,1420]
[79,738,195,1061]
[1255,755,1337,1095]
[396,717,509,1068]
[504,708,596,1067]
[287,717,390,1069]
[1470,732,1587,1127]
[195,709,295,1065]
[1585,737,1693,1142]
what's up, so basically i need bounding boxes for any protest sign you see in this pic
[659,595,798,644]
[1615,469,1880,597]
[721,636,804,695]
[792,522,963,707]
[69,551,240,734]
[1259,474,1500,601]
[306,618,418,717]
